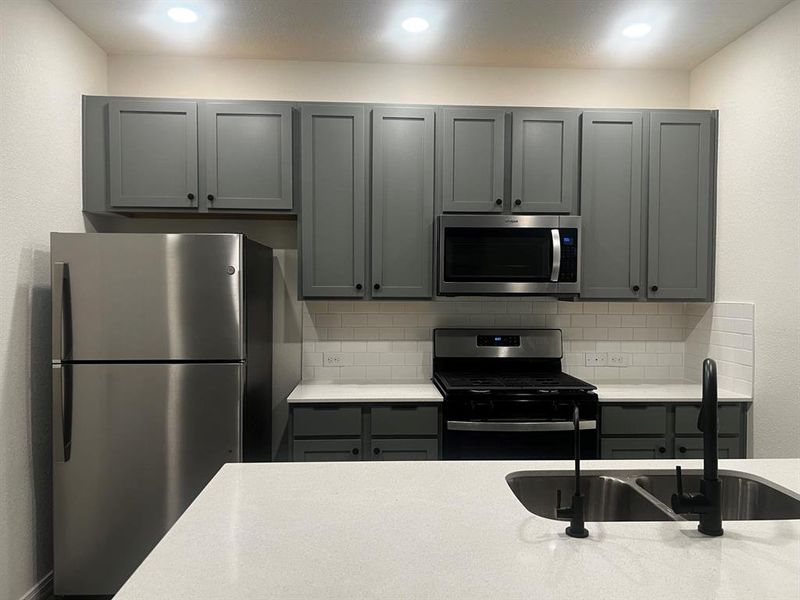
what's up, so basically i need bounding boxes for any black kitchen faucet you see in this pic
[670,358,724,536]
[556,401,589,538]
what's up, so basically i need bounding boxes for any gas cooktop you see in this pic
[434,370,596,393]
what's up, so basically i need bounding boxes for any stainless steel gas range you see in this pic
[432,328,598,460]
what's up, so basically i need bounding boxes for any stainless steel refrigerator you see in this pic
[51,232,273,596]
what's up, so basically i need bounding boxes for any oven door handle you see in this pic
[550,229,561,282]
[446,420,596,432]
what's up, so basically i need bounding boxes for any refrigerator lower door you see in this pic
[53,362,243,596]
[51,233,245,362]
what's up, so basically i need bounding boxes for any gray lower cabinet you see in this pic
[293,439,362,462]
[371,107,435,298]
[580,111,644,299]
[107,99,199,209]
[370,438,439,461]
[580,110,716,301]
[647,112,714,300]
[202,102,292,211]
[511,109,579,214]
[441,108,506,213]
[600,402,747,459]
[674,437,741,459]
[601,438,668,460]
[290,403,441,462]
[300,105,367,297]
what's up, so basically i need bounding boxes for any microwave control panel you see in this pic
[559,229,578,282]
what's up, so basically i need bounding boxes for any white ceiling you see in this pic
[51,0,791,70]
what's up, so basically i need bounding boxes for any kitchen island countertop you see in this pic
[115,458,799,599]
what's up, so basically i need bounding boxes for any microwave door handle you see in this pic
[550,229,561,282]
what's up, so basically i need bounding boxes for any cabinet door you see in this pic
[511,109,579,213]
[293,439,363,462]
[441,108,505,212]
[675,437,742,459]
[370,438,439,461]
[108,100,198,209]
[300,105,367,297]
[647,111,714,300]
[203,102,292,210]
[371,107,435,298]
[580,111,644,299]
[601,438,669,459]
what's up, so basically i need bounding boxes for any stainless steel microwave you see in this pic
[438,215,581,296]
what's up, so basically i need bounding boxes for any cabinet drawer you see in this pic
[370,438,439,461]
[601,437,668,460]
[371,405,438,436]
[675,404,741,435]
[675,436,742,459]
[293,406,362,436]
[293,439,362,462]
[601,405,667,435]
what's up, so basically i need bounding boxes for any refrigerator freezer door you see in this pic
[51,233,244,361]
[53,362,243,596]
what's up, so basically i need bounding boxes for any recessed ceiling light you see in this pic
[167,7,199,24]
[622,23,652,38]
[401,17,429,33]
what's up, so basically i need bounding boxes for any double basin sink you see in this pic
[507,470,800,522]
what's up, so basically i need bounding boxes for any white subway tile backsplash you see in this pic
[596,315,621,328]
[301,300,755,390]
[340,366,366,379]
[608,303,634,314]
[557,302,583,314]
[341,313,368,327]
[571,314,597,328]
[582,302,609,314]
[353,353,379,365]
[608,328,633,340]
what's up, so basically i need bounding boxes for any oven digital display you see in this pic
[477,335,520,347]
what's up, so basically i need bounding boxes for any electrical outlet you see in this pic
[585,352,607,367]
[324,353,350,366]
[608,352,631,367]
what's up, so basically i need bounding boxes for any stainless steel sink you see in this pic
[635,471,800,521]
[506,472,673,521]
[507,470,800,522]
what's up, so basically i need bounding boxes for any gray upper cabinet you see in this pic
[371,107,435,298]
[581,111,645,299]
[300,105,367,298]
[647,112,714,300]
[511,109,579,213]
[441,108,505,213]
[108,99,198,209]
[202,102,292,211]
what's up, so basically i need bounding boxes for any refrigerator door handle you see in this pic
[53,366,72,462]
[52,261,71,360]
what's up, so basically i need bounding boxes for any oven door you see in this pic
[442,395,598,460]
[438,215,576,295]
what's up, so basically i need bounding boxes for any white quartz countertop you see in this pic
[594,381,752,403]
[286,381,750,404]
[287,382,443,403]
[116,458,800,600]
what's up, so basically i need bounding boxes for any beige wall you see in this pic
[0,1,107,598]
[690,0,800,457]
[108,54,689,108]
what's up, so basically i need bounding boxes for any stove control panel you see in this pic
[477,335,520,347]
